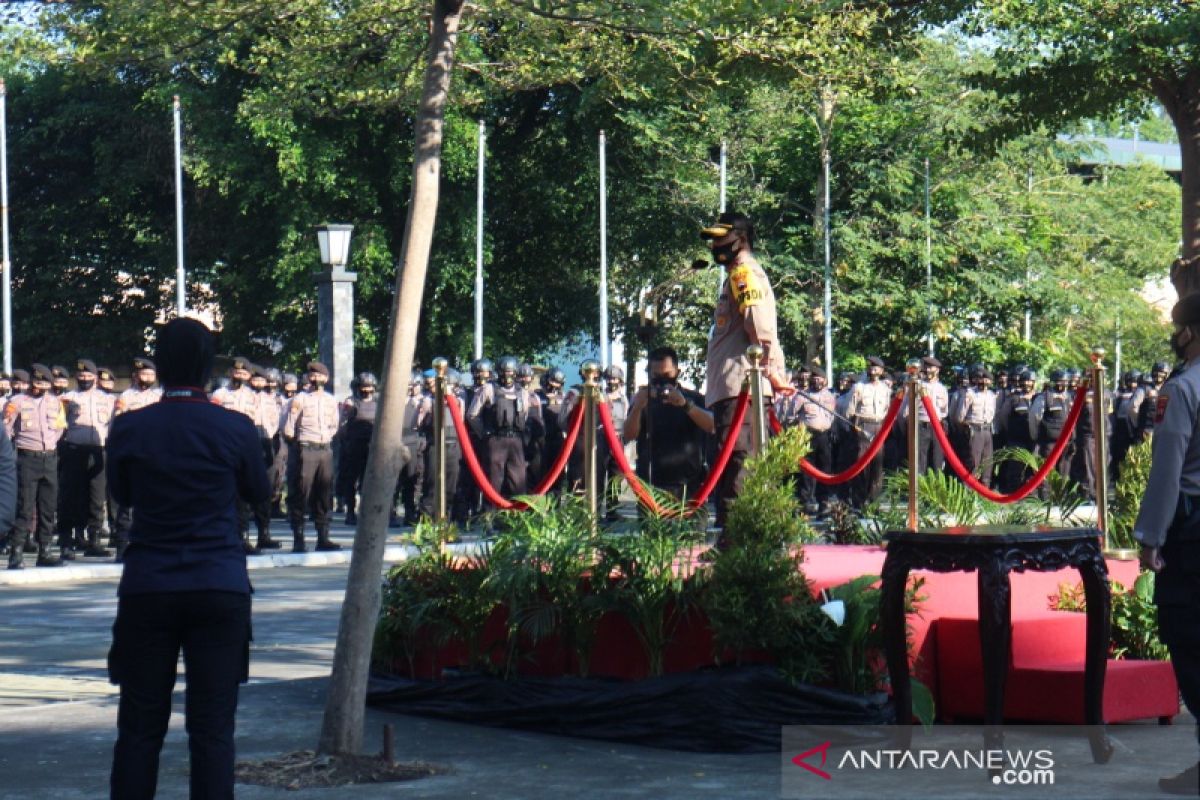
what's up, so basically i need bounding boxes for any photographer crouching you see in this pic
[623,347,714,522]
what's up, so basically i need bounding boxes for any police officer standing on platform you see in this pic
[1134,292,1200,794]
[60,359,116,558]
[700,211,791,530]
[282,362,341,553]
[6,365,66,568]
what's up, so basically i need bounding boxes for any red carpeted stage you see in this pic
[399,544,1178,725]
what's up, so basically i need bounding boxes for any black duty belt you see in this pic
[18,449,56,457]
[298,442,331,449]
[490,430,523,438]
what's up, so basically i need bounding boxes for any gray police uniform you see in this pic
[957,387,998,488]
[1134,356,1200,756]
[61,386,116,552]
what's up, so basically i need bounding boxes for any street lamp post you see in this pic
[314,223,357,400]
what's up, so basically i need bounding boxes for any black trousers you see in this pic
[109,590,251,800]
[916,421,945,474]
[396,436,425,521]
[60,442,107,533]
[965,425,994,487]
[999,440,1036,493]
[712,397,755,526]
[1157,522,1200,756]
[270,435,288,510]
[800,428,832,504]
[288,444,333,536]
[13,449,57,555]
[336,437,370,514]
[851,421,884,508]
[486,434,526,506]
[420,439,462,518]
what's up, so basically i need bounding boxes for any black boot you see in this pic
[292,530,308,554]
[344,509,357,526]
[1158,763,1200,796]
[84,528,111,558]
[36,547,63,567]
[241,529,261,556]
[315,528,341,552]
[7,536,24,570]
[256,529,283,550]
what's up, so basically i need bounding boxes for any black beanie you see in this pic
[156,318,215,388]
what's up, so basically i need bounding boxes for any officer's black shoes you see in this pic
[292,535,308,554]
[22,540,37,554]
[315,539,342,552]
[35,554,63,567]
[388,513,403,528]
[344,510,357,526]
[1158,762,1200,795]
[256,536,283,550]
[85,544,112,557]
[59,547,77,561]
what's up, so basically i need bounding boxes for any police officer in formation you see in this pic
[282,362,341,553]
[468,356,543,507]
[337,371,377,526]
[395,371,426,525]
[956,366,998,487]
[59,359,116,558]
[847,356,891,507]
[5,365,66,568]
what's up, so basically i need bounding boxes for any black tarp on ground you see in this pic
[366,665,894,753]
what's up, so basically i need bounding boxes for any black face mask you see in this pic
[229,377,243,389]
[1170,330,1192,362]
[77,379,95,391]
[712,241,740,265]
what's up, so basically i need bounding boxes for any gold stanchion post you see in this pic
[746,345,766,455]
[581,360,601,521]
[906,359,921,532]
[1092,348,1135,560]
[432,357,448,522]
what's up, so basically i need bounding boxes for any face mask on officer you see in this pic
[1170,326,1195,362]
[710,237,741,266]
[250,376,267,393]
[76,373,96,391]
[136,369,156,390]
[29,379,49,397]
[867,366,883,382]
[498,368,515,388]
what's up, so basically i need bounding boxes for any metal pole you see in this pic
[746,345,766,455]
[432,357,448,522]
[906,361,921,532]
[599,131,609,368]
[1091,349,1130,559]
[173,95,186,316]
[719,139,727,213]
[1113,314,1122,391]
[474,119,485,360]
[717,139,728,297]
[1024,166,1033,343]
[581,360,601,520]
[925,158,933,357]
[823,151,834,379]
[0,78,11,375]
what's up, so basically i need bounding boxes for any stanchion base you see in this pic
[1102,547,1139,562]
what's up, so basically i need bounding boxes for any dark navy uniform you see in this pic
[106,377,269,799]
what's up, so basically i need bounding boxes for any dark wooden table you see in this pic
[880,525,1113,763]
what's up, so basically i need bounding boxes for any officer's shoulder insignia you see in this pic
[728,264,764,312]
[1155,393,1170,425]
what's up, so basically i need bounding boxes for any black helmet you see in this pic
[603,365,624,382]
[1123,369,1142,384]
[472,358,494,375]
[1018,369,1035,382]
[546,367,565,386]
[1152,361,1170,373]
[357,371,378,387]
[516,363,534,379]
[497,356,519,374]
[1050,369,1066,382]
[446,369,461,387]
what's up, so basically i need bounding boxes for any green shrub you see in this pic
[1109,438,1152,552]
[1049,570,1168,661]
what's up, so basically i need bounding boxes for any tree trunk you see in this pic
[1158,73,1200,296]
[318,0,465,757]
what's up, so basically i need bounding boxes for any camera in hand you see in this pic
[649,378,678,401]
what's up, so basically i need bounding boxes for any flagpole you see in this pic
[1,78,12,374]
[173,95,186,315]
[474,119,485,360]
[599,130,609,368]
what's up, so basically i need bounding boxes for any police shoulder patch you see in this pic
[728,264,764,312]
[1155,393,1169,425]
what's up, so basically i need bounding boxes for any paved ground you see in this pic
[0,516,1193,799]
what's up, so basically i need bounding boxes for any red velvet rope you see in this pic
[920,381,1090,504]
[796,390,907,485]
[596,390,751,516]
[444,393,585,511]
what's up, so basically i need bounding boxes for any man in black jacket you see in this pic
[106,318,270,799]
